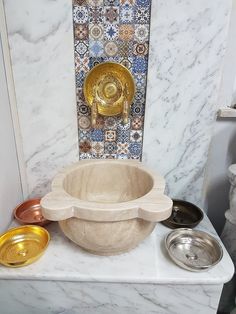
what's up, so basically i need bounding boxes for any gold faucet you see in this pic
[122,83,129,124]
[91,86,98,128]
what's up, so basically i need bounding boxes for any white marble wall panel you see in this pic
[3,0,233,205]
[143,0,232,206]
[0,280,222,314]
[3,0,79,198]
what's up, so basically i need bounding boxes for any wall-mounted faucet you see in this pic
[83,62,135,128]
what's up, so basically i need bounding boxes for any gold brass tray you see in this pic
[0,225,50,267]
[83,62,135,119]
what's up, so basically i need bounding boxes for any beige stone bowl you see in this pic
[41,160,172,255]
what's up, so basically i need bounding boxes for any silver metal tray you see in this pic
[165,228,223,272]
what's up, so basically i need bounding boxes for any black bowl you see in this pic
[162,199,204,229]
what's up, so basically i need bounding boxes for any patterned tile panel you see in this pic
[73,0,151,160]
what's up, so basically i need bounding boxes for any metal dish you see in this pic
[162,199,203,229]
[83,62,135,116]
[165,228,223,271]
[14,198,50,226]
[0,225,50,267]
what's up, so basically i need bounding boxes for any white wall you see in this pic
[204,0,236,234]
[0,36,23,232]
[3,0,79,198]
[143,0,232,207]
[3,0,234,214]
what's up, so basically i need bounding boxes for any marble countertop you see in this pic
[0,214,234,284]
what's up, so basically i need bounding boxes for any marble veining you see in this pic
[3,0,79,197]
[143,0,232,206]
[3,0,233,207]
[0,280,223,314]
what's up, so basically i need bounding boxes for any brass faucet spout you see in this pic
[123,83,130,124]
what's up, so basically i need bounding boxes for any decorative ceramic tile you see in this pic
[78,103,90,116]
[134,6,150,24]
[74,24,89,40]
[104,117,118,129]
[134,73,146,89]
[104,142,118,154]
[103,154,117,159]
[80,153,92,159]
[130,130,142,143]
[89,6,103,24]
[117,129,130,143]
[91,129,104,142]
[79,130,91,141]
[89,57,104,68]
[74,0,87,5]
[105,130,117,142]
[75,41,89,57]
[73,6,89,24]
[89,24,104,40]
[131,117,143,130]
[120,4,134,24]
[73,0,152,160]
[79,140,92,153]
[104,7,119,24]
[117,142,129,154]
[117,118,131,130]
[87,0,103,6]
[74,56,89,73]
[117,153,129,159]
[133,56,148,73]
[136,0,151,5]
[78,116,91,130]
[131,103,145,116]
[133,42,148,56]
[91,141,104,155]
[104,24,119,41]
[75,71,87,88]
[119,24,134,41]
[104,41,119,57]
[118,41,132,57]
[129,142,142,156]
[121,0,135,4]
[89,40,104,57]
[104,0,120,7]
[120,57,133,69]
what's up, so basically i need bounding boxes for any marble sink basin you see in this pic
[41,160,172,255]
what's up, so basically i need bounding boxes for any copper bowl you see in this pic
[14,198,50,226]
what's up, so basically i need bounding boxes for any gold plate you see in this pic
[0,225,50,267]
[83,62,135,116]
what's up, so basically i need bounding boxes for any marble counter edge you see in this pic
[0,215,233,285]
[0,273,232,285]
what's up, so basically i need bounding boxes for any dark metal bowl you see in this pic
[162,199,203,229]
[14,198,50,226]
